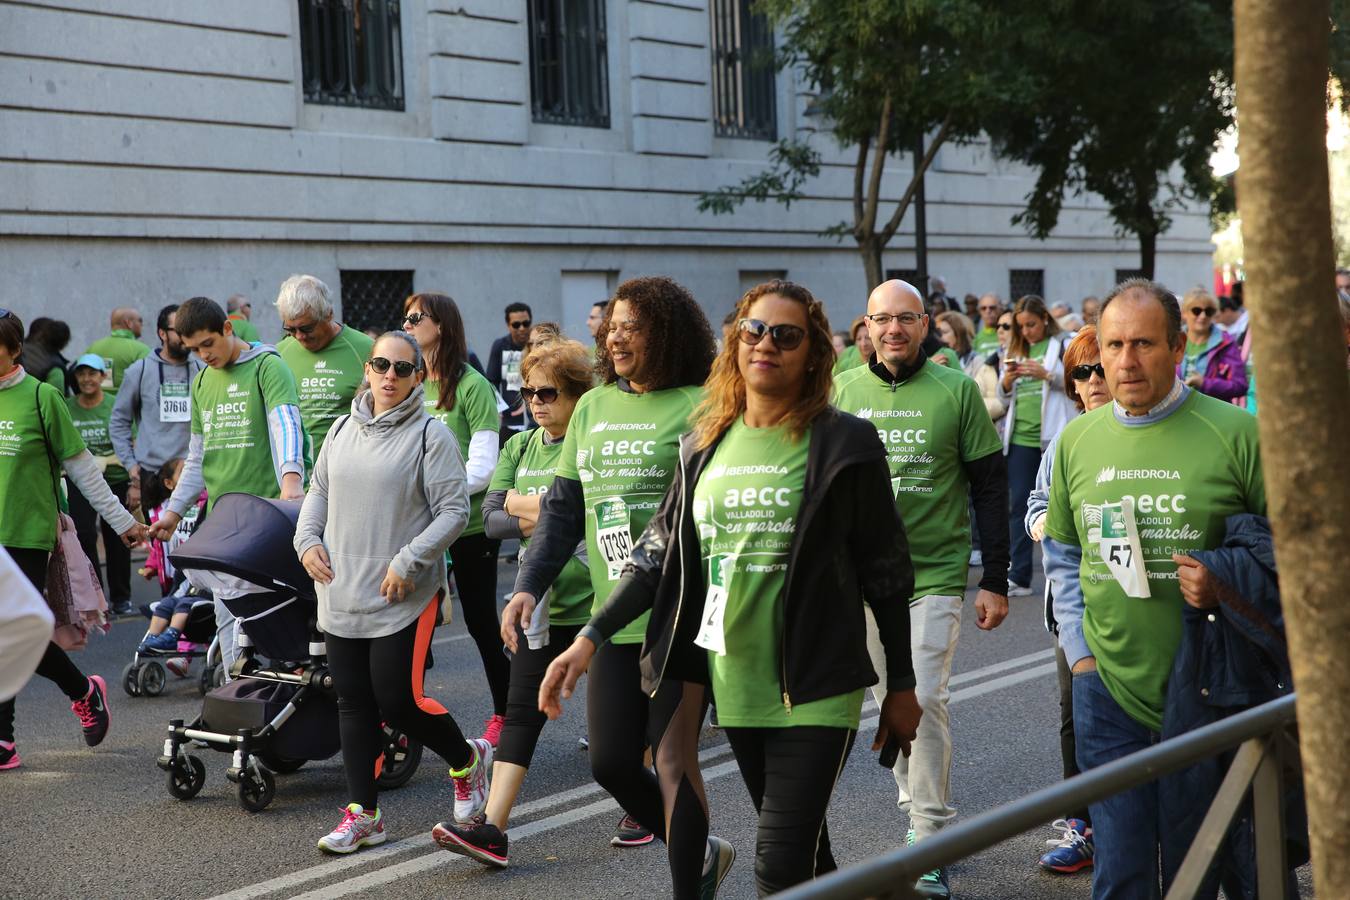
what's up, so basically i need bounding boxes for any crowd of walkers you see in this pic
[2,266,1349,900]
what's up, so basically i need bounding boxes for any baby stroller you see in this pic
[122,589,221,698]
[155,493,423,812]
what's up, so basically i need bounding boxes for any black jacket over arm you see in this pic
[585,407,917,707]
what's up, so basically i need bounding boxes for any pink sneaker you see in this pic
[166,658,191,678]
[0,741,20,770]
[479,714,505,749]
[71,675,110,747]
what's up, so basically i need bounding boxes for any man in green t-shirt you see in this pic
[833,279,1008,898]
[1042,280,1264,897]
[275,274,374,454]
[973,293,1003,357]
[148,297,310,670]
[227,294,262,344]
[83,307,150,390]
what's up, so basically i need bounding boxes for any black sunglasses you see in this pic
[368,356,417,378]
[281,321,320,336]
[1189,306,1216,318]
[737,318,806,351]
[402,311,433,327]
[996,322,1013,331]
[520,386,559,403]
[1071,363,1106,382]
[510,320,533,330]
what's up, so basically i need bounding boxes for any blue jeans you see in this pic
[1073,669,1162,900]
[1006,443,1041,586]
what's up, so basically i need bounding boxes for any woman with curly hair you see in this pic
[490,277,723,897]
[540,281,922,896]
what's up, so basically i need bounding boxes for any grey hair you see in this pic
[275,275,333,321]
[374,330,425,372]
[1100,278,1184,350]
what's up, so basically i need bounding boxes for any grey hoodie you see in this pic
[109,349,203,473]
[294,383,469,639]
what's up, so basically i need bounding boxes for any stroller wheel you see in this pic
[137,661,166,697]
[238,767,276,813]
[374,726,423,790]
[256,752,305,775]
[167,755,206,800]
[121,663,141,697]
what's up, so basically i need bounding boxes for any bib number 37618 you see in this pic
[159,382,190,423]
[594,498,634,581]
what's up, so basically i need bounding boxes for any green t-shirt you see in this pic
[1182,340,1205,379]
[0,375,86,549]
[490,428,594,624]
[85,330,150,391]
[974,327,1001,358]
[1011,338,1050,448]
[556,382,702,643]
[833,359,1003,598]
[932,347,960,370]
[693,419,862,728]
[228,314,261,345]
[191,352,307,512]
[44,366,65,393]
[423,367,500,537]
[278,325,375,454]
[832,345,863,376]
[1044,392,1265,731]
[65,394,128,484]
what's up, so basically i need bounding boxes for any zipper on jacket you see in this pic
[650,441,690,697]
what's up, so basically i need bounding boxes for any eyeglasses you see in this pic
[520,386,559,403]
[996,323,1013,331]
[864,312,924,327]
[1189,307,1217,318]
[1070,363,1106,381]
[403,311,432,327]
[978,305,1000,313]
[737,318,806,351]
[281,321,320,336]
[368,356,417,378]
[510,320,533,330]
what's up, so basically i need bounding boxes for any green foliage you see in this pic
[696,140,822,214]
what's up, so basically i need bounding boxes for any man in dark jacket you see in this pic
[485,302,532,444]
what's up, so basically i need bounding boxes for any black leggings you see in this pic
[496,621,583,767]
[326,598,472,810]
[67,479,131,606]
[725,725,857,897]
[0,547,91,743]
[1055,642,1090,823]
[587,642,710,900]
[450,532,509,716]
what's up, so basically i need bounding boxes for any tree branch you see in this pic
[879,113,953,245]
[860,93,894,240]
[852,136,869,238]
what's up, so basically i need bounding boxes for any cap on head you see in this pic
[73,353,108,372]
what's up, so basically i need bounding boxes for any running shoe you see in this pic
[71,675,110,747]
[969,550,983,567]
[1007,582,1034,597]
[165,657,191,678]
[480,713,505,749]
[432,820,509,868]
[317,803,387,854]
[138,627,181,653]
[0,741,19,770]
[111,601,133,617]
[611,814,655,847]
[1039,817,1094,873]
[698,835,735,900]
[578,733,589,749]
[907,830,951,899]
[451,738,493,823]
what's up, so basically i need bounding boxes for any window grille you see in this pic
[299,0,405,110]
[528,0,610,128]
[339,270,414,333]
[710,0,777,140]
[1009,269,1046,302]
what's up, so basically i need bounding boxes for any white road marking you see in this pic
[430,632,472,647]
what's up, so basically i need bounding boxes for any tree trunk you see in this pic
[1138,229,1157,280]
[858,236,884,292]
[1234,3,1350,898]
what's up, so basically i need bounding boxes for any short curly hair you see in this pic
[595,276,715,390]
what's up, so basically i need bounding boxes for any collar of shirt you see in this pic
[1113,379,1188,426]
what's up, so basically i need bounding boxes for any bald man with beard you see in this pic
[83,307,149,391]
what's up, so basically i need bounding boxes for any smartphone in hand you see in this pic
[879,735,901,769]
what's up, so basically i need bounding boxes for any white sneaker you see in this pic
[968,550,983,567]
[317,803,387,854]
[451,738,493,823]
[1008,582,1034,597]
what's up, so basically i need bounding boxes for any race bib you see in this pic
[1097,498,1151,598]
[594,497,633,581]
[101,357,115,390]
[504,352,522,393]
[694,554,729,656]
[159,382,190,423]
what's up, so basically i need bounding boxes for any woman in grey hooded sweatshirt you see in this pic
[294,330,487,856]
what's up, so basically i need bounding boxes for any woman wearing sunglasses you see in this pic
[295,331,484,854]
[1022,324,1112,875]
[1178,288,1247,402]
[539,281,921,896]
[433,339,596,866]
[402,293,510,748]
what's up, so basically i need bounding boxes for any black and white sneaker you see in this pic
[432,820,509,868]
[71,675,110,747]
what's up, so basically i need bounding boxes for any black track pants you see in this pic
[450,532,509,716]
[496,622,582,767]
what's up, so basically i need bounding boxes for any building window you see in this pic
[1009,269,1045,301]
[340,270,414,333]
[528,0,610,128]
[710,0,777,140]
[299,0,405,111]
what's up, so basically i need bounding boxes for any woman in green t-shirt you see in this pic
[541,281,922,896]
[403,293,509,746]
[65,354,133,614]
[433,339,597,866]
[0,312,145,769]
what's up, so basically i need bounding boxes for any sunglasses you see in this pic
[402,311,432,327]
[510,320,533,330]
[1189,307,1217,318]
[996,323,1013,331]
[864,312,924,327]
[737,318,806,351]
[368,356,417,378]
[520,386,559,403]
[1071,363,1106,381]
[281,321,320,336]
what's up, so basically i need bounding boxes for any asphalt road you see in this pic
[3,553,1311,899]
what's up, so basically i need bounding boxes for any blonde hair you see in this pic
[520,339,594,400]
[935,311,975,356]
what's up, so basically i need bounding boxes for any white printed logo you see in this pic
[227,382,247,397]
[1096,466,1116,485]
[856,407,922,419]
[313,360,325,369]
[591,420,656,434]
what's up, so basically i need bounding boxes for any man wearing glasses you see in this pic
[833,279,1010,900]
[974,293,1004,357]
[276,275,375,454]
[486,302,533,444]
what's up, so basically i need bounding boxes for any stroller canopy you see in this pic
[170,493,315,602]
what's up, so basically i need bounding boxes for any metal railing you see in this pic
[778,694,1300,900]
